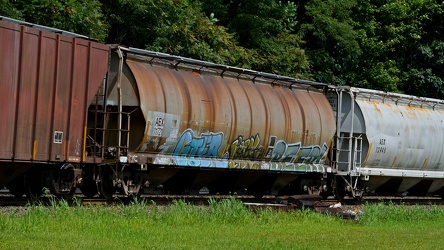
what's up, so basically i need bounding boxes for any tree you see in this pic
[199,0,310,78]
[0,0,22,18]
[1,0,107,41]
[297,0,361,85]
[147,0,253,67]
[101,0,253,66]
[352,0,444,96]
[402,2,444,98]
[2,0,443,97]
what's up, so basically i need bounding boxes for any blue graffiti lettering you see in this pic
[270,140,301,163]
[298,145,320,163]
[267,136,329,164]
[173,129,223,157]
[296,143,329,164]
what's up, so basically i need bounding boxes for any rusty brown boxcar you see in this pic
[0,17,109,196]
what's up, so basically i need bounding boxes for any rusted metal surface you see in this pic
[355,89,444,172]
[331,87,444,197]
[0,19,109,164]
[116,49,335,173]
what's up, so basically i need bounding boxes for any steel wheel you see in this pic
[57,187,76,200]
[333,177,346,200]
[6,175,25,197]
[24,173,43,199]
[99,166,116,199]
[80,178,98,198]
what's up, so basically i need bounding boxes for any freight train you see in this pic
[2,16,444,200]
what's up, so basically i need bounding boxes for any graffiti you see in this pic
[159,127,180,152]
[264,136,277,159]
[271,140,301,162]
[298,144,329,164]
[154,152,326,173]
[265,136,329,164]
[225,134,263,159]
[228,161,261,170]
[269,162,325,172]
[172,129,224,158]
[174,157,228,168]
[168,128,329,168]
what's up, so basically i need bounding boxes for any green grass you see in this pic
[1,198,444,249]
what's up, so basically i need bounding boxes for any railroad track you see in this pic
[0,190,277,207]
[1,187,444,212]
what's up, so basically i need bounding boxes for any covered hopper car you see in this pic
[329,87,444,199]
[2,16,444,199]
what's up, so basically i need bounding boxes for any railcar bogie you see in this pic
[78,168,99,198]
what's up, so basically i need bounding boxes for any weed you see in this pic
[2,200,444,249]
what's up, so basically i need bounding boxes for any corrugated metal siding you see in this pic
[125,59,336,165]
[0,20,109,163]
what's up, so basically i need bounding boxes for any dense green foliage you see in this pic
[1,199,444,249]
[1,0,443,97]
[1,0,107,40]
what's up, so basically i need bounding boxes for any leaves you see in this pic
[1,0,444,98]
[2,0,107,41]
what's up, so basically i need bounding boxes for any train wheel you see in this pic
[48,164,77,199]
[321,190,330,200]
[80,178,98,198]
[57,187,76,200]
[99,166,116,199]
[253,190,264,199]
[438,189,444,200]
[6,175,25,197]
[24,173,43,199]
[334,188,346,200]
[333,177,346,200]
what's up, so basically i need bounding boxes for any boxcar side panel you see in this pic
[34,31,57,161]
[0,19,109,163]
[0,21,20,160]
[14,27,39,160]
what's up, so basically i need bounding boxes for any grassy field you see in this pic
[1,198,444,249]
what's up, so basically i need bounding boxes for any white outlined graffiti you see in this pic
[172,129,224,158]
[225,133,263,160]
[298,144,329,164]
[265,135,329,164]
[170,129,329,167]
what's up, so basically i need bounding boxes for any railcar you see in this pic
[0,16,335,198]
[2,16,444,200]
[328,87,444,198]
[83,45,336,198]
[0,16,109,197]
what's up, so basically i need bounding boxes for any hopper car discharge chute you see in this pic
[89,46,336,198]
